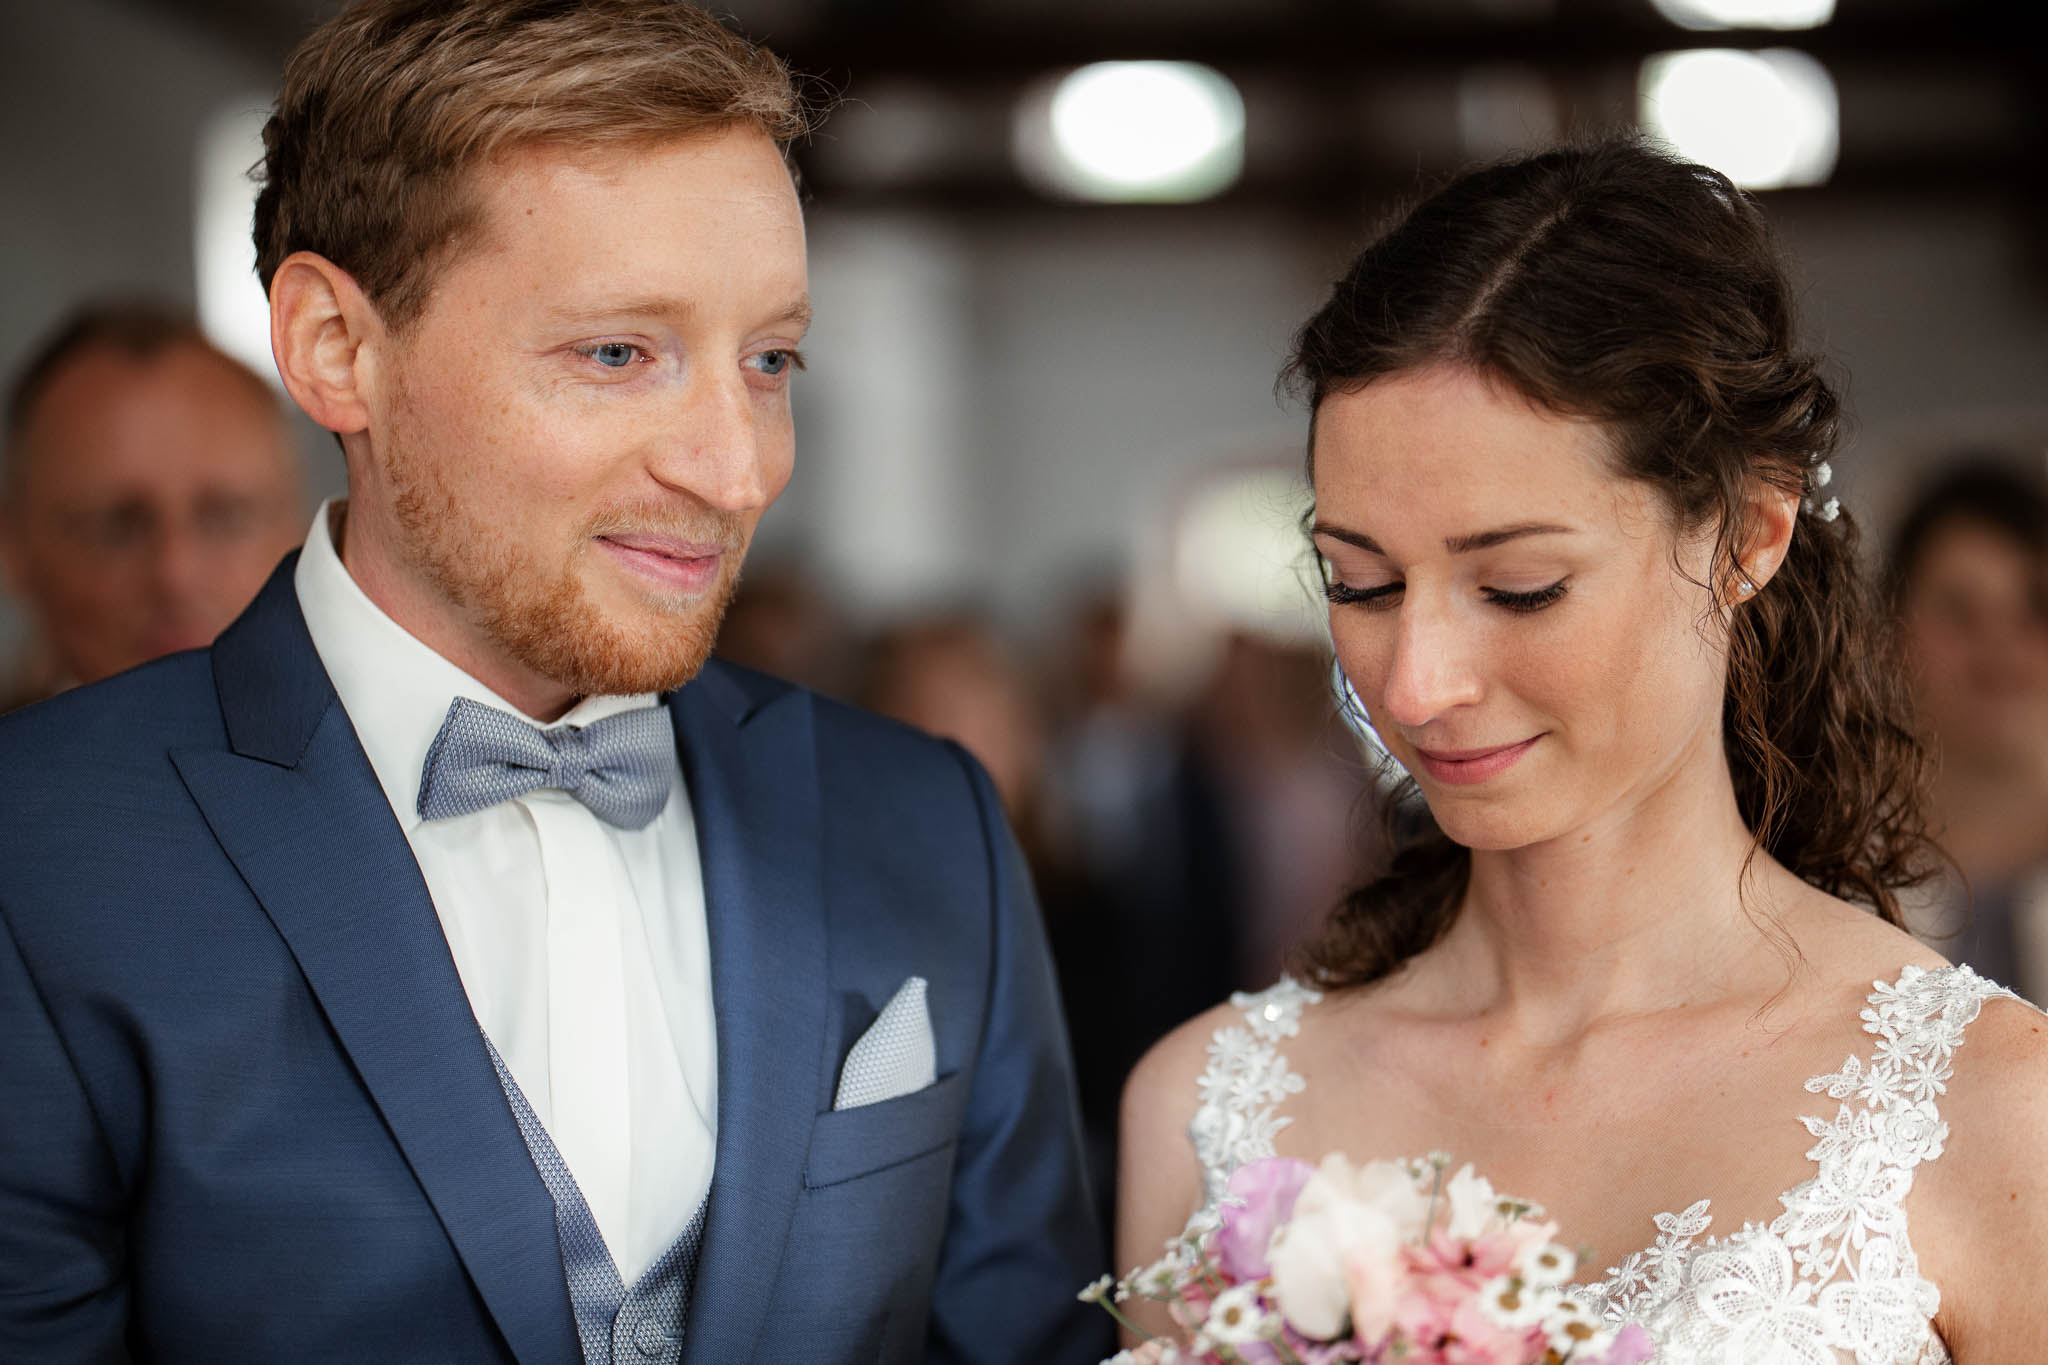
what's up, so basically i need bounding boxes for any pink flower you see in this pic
[1443,1293,1543,1364]
[1372,1245,1546,1365]
[1341,1237,1408,1342]
[1168,1278,1215,1334]
[1585,1323,1657,1365]
[1216,1157,1317,1281]
[1419,1230,1519,1282]
[1271,1155,1435,1340]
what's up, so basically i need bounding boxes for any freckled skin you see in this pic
[1119,364,2048,1359]
[334,127,810,719]
[1313,366,1728,856]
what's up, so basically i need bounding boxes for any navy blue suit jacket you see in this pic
[0,560,1110,1364]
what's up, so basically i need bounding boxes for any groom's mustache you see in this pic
[583,500,747,555]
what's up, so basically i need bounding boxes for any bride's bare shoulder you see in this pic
[1114,997,1249,1274]
[1906,987,2048,1355]
[1119,997,1245,1144]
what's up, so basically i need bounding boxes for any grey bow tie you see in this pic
[417,697,675,830]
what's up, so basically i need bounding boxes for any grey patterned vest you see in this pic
[482,1037,706,1365]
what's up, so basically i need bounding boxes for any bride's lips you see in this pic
[595,532,726,594]
[1409,736,1541,786]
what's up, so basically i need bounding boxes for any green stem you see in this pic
[1090,1298,1158,1344]
[1192,1244,1228,1296]
[1424,1160,1449,1238]
[1265,1330,1307,1365]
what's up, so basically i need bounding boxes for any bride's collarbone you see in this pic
[1269,981,1888,1263]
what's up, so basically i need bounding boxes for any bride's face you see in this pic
[1312,365,1728,851]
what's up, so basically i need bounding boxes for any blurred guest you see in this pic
[1034,590,1243,1236]
[860,613,1047,822]
[1185,630,1376,987]
[1891,457,2048,998]
[712,557,852,696]
[0,302,304,708]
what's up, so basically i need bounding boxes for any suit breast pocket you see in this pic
[803,1069,971,1189]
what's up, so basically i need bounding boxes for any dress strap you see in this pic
[1775,966,2018,1278]
[1186,976,1324,1211]
[1593,963,2025,1364]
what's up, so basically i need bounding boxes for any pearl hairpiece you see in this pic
[1803,459,1840,522]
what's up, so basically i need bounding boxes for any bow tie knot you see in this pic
[540,724,593,788]
[418,696,675,830]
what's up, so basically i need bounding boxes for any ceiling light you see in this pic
[1016,62,1245,204]
[1649,0,1835,30]
[1639,48,1839,189]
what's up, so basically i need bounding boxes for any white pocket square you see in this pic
[833,976,937,1111]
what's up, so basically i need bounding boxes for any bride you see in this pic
[1116,139,2048,1362]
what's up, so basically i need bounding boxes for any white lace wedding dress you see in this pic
[1186,965,2022,1365]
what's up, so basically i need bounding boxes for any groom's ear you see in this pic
[270,251,383,439]
[1731,475,1802,598]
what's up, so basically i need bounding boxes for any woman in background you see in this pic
[1118,139,2048,1362]
[1890,460,2048,1000]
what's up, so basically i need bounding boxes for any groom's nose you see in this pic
[648,372,782,515]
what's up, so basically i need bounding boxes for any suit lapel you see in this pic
[172,563,579,1365]
[672,666,828,1365]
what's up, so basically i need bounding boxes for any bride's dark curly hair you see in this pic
[1285,137,1939,991]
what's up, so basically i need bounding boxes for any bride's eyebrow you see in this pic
[1444,522,1576,553]
[1311,521,1577,555]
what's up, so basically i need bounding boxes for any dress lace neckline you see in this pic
[1185,964,2022,1365]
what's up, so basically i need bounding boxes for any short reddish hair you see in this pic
[254,0,808,329]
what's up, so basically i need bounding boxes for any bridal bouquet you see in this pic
[1086,1153,1655,1365]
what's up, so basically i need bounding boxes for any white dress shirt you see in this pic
[294,501,716,1285]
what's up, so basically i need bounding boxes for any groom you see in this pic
[0,2,1106,1362]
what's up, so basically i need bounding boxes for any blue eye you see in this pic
[585,342,639,369]
[751,349,799,376]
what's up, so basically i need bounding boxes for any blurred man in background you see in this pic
[0,301,304,708]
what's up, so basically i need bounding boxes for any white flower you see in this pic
[1132,1260,1178,1299]
[1518,1241,1577,1289]
[1543,1296,1610,1355]
[1299,1153,1433,1240]
[1443,1163,1500,1239]
[1078,1274,1114,1304]
[1477,1274,1552,1329]
[1267,1155,1419,1340]
[1203,1282,1270,1344]
[1558,1324,1618,1359]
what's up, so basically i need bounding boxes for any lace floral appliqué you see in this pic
[1580,964,2016,1365]
[1188,976,1322,1209]
[1184,964,2021,1365]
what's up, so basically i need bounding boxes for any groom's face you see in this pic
[356,126,809,709]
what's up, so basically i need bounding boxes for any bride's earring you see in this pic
[1330,658,1411,786]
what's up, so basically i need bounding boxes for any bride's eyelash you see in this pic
[1322,578,1573,613]
[1485,579,1571,612]
[1324,582,1400,608]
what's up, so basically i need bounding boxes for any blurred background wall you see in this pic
[6,0,2045,1244]
[7,0,2042,651]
